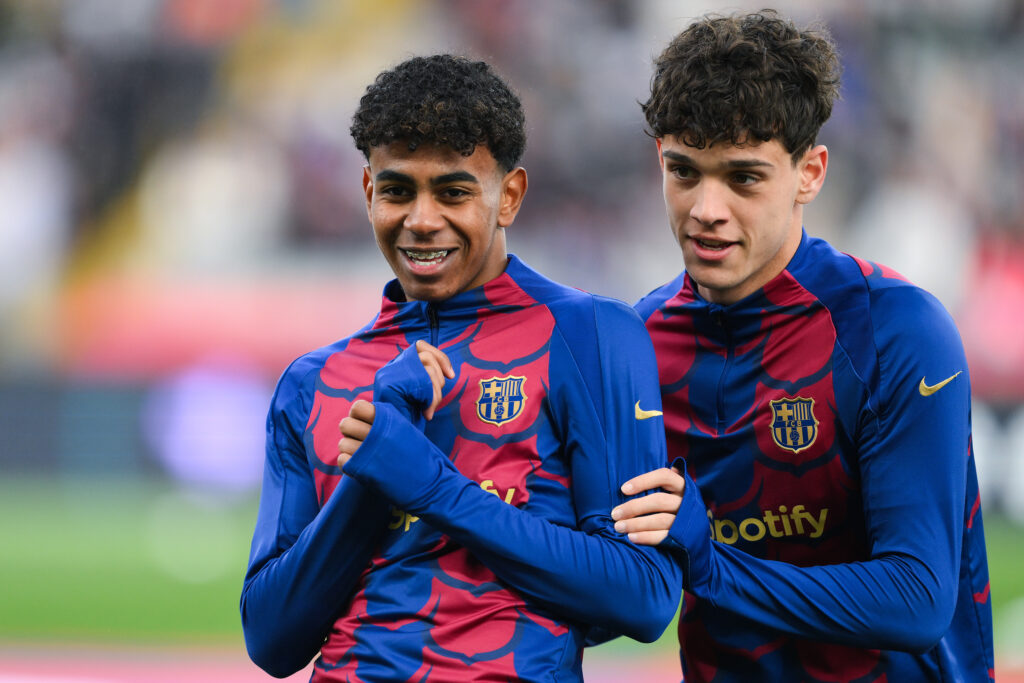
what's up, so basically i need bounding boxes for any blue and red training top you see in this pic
[241,255,681,682]
[635,232,993,682]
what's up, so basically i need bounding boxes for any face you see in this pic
[658,135,827,305]
[363,142,527,302]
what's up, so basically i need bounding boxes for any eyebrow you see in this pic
[374,169,481,185]
[661,150,774,170]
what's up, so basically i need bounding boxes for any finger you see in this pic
[339,416,371,441]
[422,364,444,420]
[416,340,455,379]
[620,467,685,496]
[419,364,435,420]
[349,399,376,423]
[613,512,677,535]
[419,352,447,392]
[337,435,362,465]
[626,530,669,546]
[611,491,682,521]
[438,349,454,379]
[419,355,448,421]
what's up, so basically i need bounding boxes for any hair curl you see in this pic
[642,10,840,162]
[350,54,526,172]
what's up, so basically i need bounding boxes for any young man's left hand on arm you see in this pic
[611,466,685,545]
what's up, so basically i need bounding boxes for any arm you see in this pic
[240,362,390,677]
[614,290,970,652]
[339,303,682,642]
[342,400,680,642]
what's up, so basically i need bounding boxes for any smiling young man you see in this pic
[611,11,994,682]
[240,54,680,682]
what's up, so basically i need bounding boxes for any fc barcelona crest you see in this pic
[769,397,819,453]
[477,376,527,426]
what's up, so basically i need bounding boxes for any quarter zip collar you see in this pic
[679,229,811,340]
[370,254,529,334]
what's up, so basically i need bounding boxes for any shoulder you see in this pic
[865,274,965,367]
[832,250,962,356]
[791,237,965,391]
[634,273,689,323]
[271,332,363,408]
[508,259,654,374]
[544,286,649,345]
[506,256,645,336]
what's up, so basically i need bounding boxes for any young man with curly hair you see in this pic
[611,10,994,682]
[240,54,681,682]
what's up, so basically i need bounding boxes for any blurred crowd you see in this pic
[1,0,1024,518]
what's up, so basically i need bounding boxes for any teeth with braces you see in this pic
[405,249,449,261]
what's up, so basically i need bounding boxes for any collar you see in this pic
[681,229,811,315]
[371,254,532,331]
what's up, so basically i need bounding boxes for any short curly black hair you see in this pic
[350,54,526,172]
[642,10,840,162]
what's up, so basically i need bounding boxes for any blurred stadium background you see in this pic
[0,0,1022,680]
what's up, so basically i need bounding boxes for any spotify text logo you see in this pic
[707,504,828,544]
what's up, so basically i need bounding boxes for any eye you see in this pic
[732,172,759,186]
[669,164,697,181]
[378,184,411,199]
[439,187,471,201]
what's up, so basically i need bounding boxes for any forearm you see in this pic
[427,480,679,642]
[665,472,952,652]
[344,403,681,642]
[241,477,389,676]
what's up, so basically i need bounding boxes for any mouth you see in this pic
[692,237,733,251]
[400,248,454,269]
[688,235,737,261]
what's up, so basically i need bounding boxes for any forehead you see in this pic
[366,141,501,179]
[660,135,791,167]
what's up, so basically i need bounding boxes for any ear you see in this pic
[656,138,665,168]
[362,165,374,220]
[796,144,828,205]
[497,167,528,228]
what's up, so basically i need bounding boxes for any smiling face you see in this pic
[363,142,527,302]
[658,135,827,305]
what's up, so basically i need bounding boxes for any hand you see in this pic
[338,399,375,467]
[373,340,455,423]
[610,466,685,545]
[413,340,455,420]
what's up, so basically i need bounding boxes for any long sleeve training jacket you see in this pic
[636,232,993,683]
[242,255,681,682]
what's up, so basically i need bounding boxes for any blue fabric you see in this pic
[641,233,993,682]
[241,255,682,681]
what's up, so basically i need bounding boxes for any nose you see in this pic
[404,195,445,235]
[689,181,729,227]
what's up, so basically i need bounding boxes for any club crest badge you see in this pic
[769,397,819,453]
[477,376,527,426]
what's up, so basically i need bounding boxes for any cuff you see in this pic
[661,459,712,595]
[373,344,434,427]
[341,402,456,511]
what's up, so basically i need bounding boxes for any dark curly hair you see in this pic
[642,10,841,162]
[350,54,526,172]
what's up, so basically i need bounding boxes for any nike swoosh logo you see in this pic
[919,371,962,397]
[635,401,663,420]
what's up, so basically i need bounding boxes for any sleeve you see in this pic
[342,301,682,642]
[663,288,969,652]
[371,342,433,427]
[240,360,391,677]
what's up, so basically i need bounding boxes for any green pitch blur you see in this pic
[1,476,1022,664]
